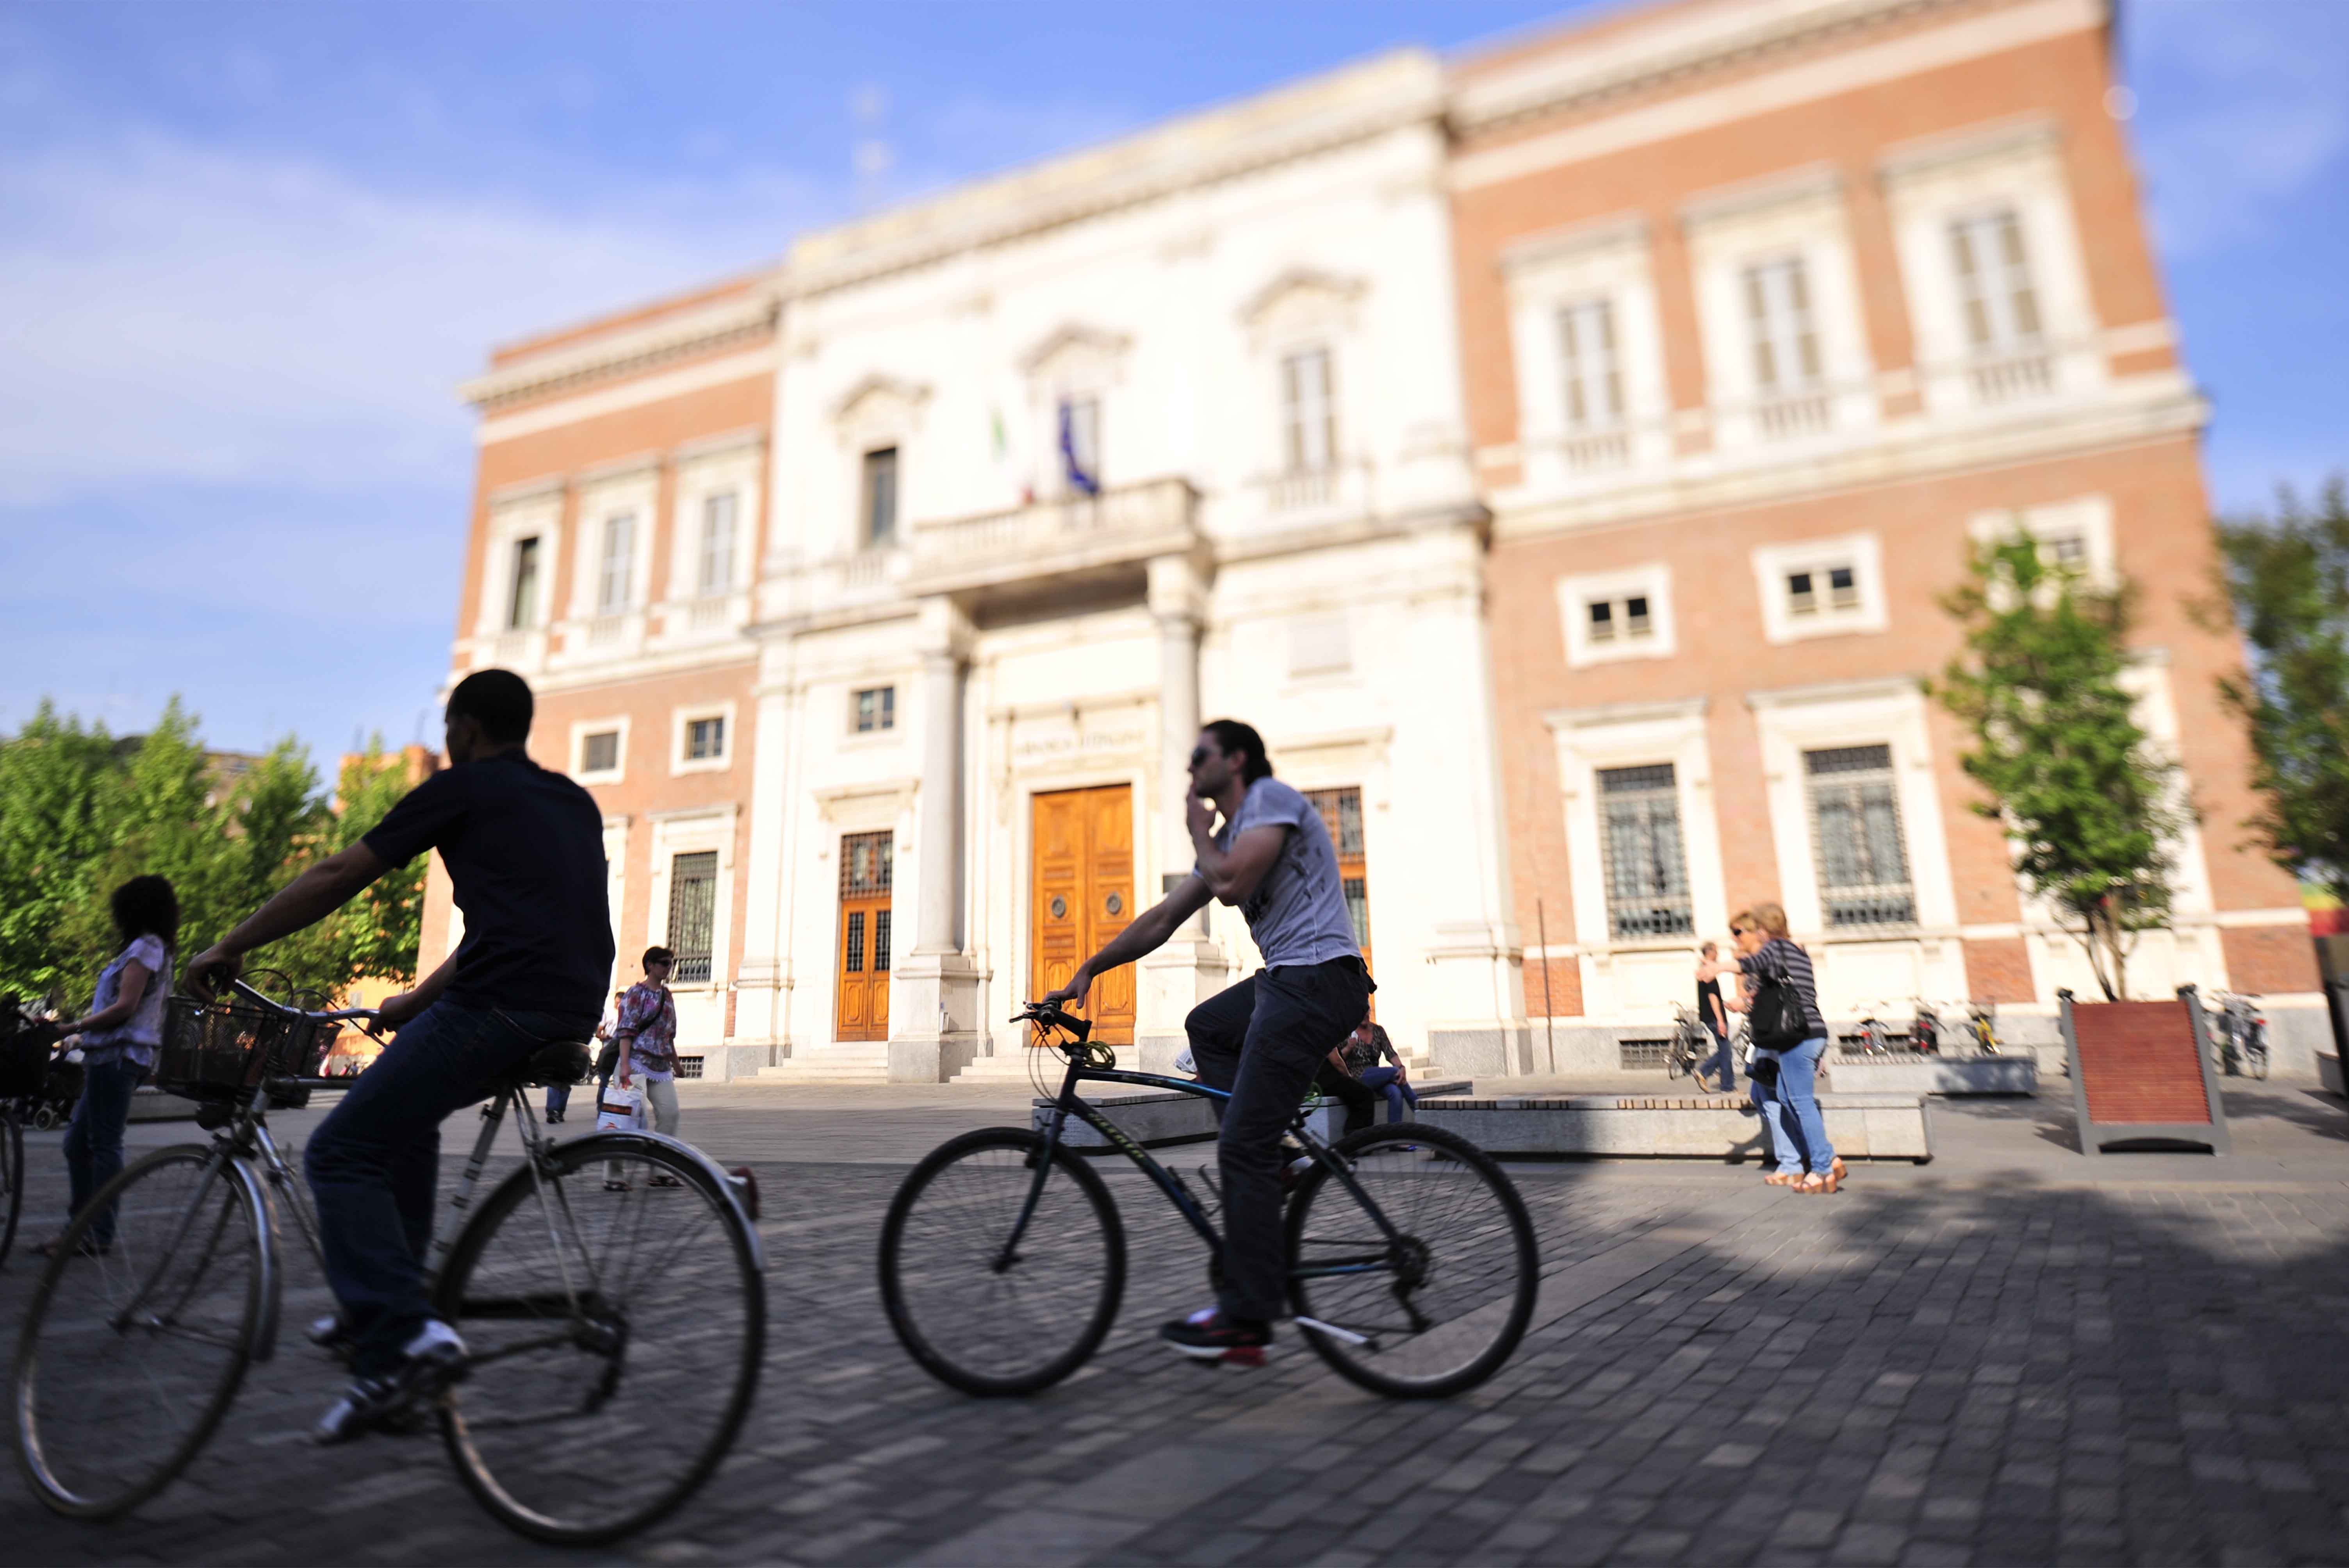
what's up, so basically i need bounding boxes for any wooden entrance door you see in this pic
[1030,785,1135,1044]
[835,831,893,1041]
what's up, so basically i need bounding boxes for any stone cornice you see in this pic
[1451,0,2035,136]
[783,51,1444,299]
[460,289,783,413]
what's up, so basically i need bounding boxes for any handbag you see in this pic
[1747,966,1810,1054]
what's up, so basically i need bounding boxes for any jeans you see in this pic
[305,1000,586,1377]
[1185,960,1373,1324]
[545,1082,570,1120]
[1750,1034,1834,1176]
[1358,1066,1417,1123]
[1699,1025,1738,1093]
[63,1055,144,1247]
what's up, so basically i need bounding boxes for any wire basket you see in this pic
[157,994,331,1104]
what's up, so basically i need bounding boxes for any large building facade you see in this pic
[426,0,2320,1081]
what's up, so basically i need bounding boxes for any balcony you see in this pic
[1966,348,2055,406]
[904,476,1199,597]
[1754,390,1833,441]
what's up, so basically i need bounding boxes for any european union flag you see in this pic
[1059,399,1099,497]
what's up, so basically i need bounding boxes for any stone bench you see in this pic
[1035,1080,1474,1151]
[1825,1055,2037,1096]
[1414,1091,1932,1164]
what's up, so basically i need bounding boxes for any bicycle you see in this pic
[1666,1005,1713,1087]
[1909,999,1942,1057]
[878,1001,1539,1401]
[1849,1005,1896,1058]
[2208,991,2269,1080]
[12,980,765,1545]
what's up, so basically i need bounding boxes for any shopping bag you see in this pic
[595,1084,645,1132]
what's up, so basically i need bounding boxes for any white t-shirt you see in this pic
[82,934,171,1068]
[1199,777,1361,970]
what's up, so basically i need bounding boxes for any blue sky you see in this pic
[2,0,2342,763]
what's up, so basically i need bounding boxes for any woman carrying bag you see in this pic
[1703,902,1844,1195]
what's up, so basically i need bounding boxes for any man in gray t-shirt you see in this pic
[1044,718,1371,1366]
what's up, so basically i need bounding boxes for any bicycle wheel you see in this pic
[13,1145,267,1518]
[2248,1041,2270,1081]
[1285,1123,1538,1399]
[0,1110,23,1267]
[1666,1039,1692,1080]
[434,1134,763,1547]
[879,1126,1125,1397]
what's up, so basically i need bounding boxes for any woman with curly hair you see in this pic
[38,875,178,1257]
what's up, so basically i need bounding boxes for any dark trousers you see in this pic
[545,1081,570,1119]
[64,1055,144,1246]
[1700,1024,1738,1092]
[1185,960,1372,1324]
[1312,1064,1378,1138]
[304,1000,579,1377]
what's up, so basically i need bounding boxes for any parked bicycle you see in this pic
[12,980,765,1545]
[1909,999,1942,1056]
[879,1001,1539,1401]
[2208,990,2270,1079]
[1666,1004,1713,1087]
[1849,1004,1898,1058]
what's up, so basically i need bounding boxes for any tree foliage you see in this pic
[0,701,422,1012]
[1934,534,2181,1000]
[2213,476,2349,899]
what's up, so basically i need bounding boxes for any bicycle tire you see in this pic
[13,1144,268,1519]
[879,1126,1126,1397]
[2248,1043,2270,1081]
[0,1111,23,1268]
[434,1133,764,1547]
[1285,1123,1539,1399]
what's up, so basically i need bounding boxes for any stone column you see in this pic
[1135,553,1228,1070]
[889,596,981,1082]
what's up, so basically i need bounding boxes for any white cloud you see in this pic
[2131,0,2349,258]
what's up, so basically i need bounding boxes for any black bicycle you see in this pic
[878,1001,1538,1401]
[12,980,765,1545]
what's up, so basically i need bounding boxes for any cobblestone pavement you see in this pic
[4,1083,2348,1566]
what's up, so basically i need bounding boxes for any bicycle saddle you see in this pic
[513,1041,591,1087]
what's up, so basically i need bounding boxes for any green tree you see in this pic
[2212,476,2349,898]
[0,704,126,1003]
[319,739,425,986]
[1934,533,2181,1000]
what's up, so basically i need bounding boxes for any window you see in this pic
[1786,565,1859,619]
[1805,745,1915,928]
[853,686,895,733]
[1303,787,1370,964]
[580,730,620,775]
[684,715,726,763]
[596,513,635,615]
[861,447,898,549]
[666,850,718,984]
[1057,396,1101,495]
[507,537,541,630]
[1949,210,2041,352]
[697,492,738,597]
[1743,258,1821,391]
[1596,764,1693,939]
[1556,299,1623,429]
[1281,347,1336,473]
[1586,595,1653,645]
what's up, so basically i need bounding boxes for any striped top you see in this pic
[1739,937,1825,1038]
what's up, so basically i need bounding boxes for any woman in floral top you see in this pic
[605,946,684,1190]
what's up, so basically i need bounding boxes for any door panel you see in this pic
[1030,785,1135,1046]
[836,832,894,1042]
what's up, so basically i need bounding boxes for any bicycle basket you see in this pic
[157,994,330,1103]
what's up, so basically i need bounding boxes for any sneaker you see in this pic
[1159,1307,1271,1367]
[313,1319,468,1446]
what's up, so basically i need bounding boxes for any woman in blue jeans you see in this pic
[1709,902,1844,1195]
[39,876,177,1256]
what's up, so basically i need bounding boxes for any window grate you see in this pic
[1597,764,1692,939]
[674,1056,705,1080]
[1618,1038,1673,1070]
[667,851,718,984]
[841,832,893,897]
[1804,745,1915,928]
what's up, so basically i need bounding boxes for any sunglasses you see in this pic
[1188,746,1214,770]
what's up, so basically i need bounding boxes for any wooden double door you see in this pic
[1030,785,1135,1045]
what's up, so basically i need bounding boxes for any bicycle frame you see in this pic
[1006,1045,1412,1294]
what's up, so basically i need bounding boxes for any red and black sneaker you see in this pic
[1159,1308,1272,1367]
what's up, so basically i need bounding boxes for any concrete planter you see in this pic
[1035,1080,1473,1151]
[1415,1091,1931,1163]
[2321,1054,2344,1097]
[1827,1055,2037,1096]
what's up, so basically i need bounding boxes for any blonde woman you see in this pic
[1700,903,1845,1194]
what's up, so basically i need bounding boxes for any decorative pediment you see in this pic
[1239,267,1366,348]
[1016,323,1132,390]
[830,373,930,431]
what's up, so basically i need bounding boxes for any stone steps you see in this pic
[951,1053,1050,1084]
[757,1042,891,1085]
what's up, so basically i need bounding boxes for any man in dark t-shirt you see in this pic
[189,669,611,1444]
[1695,941,1736,1093]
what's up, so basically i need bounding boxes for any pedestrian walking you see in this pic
[1694,941,1737,1094]
[1704,903,1843,1194]
[605,950,683,1190]
[37,875,177,1258]
[548,988,618,1124]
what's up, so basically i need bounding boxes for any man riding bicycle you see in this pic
[187,670,612,1442]
[1043,718,1370,1364]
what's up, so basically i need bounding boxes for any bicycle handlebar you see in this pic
[1012,1001,1091,1042]
[227,977,378,1026]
